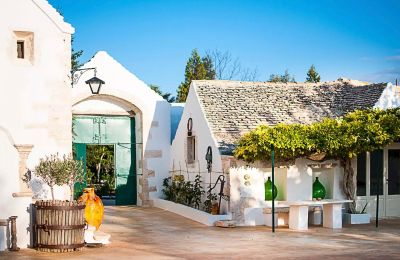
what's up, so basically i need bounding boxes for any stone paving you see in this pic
[1,206,400,259]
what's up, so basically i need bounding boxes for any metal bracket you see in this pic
[71,67,97,87]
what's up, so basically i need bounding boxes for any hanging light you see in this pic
[85,76,105,94]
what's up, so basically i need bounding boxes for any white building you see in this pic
[71,51,171,206]
[170,79,400,225]
[0,0,175,250]
[2,0,400,252]
[0,0,74,250]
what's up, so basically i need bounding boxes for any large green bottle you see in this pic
[312,177,326,200]
[264,177,278,201]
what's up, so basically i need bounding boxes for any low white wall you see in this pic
[153,199,232,226]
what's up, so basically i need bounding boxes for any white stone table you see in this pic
[263,199,353,230]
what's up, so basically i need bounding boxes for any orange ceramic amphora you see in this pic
[78,188,104,230]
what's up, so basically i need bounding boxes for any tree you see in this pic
[268,69,296,83]
[176,49,216,102]
[34,153,84,201]
[234,108,400,213]
[202,54,216,80]
[306,65,321,83]
[206,49,258,81]
[71,36,83,70]
[149,84,176,103]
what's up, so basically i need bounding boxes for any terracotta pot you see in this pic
[211,202,219,215]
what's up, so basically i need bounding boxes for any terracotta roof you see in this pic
[193,79,387,155]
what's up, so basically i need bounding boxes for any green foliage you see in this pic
[34,153,84,201]
[86,145,115,197]
[176,49,216,102]
[202,54,216,80]
[149,84,176,103]
[268,69,296,83]
[162,174,204,209]
[235,108,400,162]
[203,193,218,213]
[71,36,83,71]
[305,65,321,83]
[234,108,400,213]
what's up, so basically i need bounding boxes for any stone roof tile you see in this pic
[193,79,387,155]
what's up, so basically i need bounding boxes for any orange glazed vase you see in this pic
[78,188,104,230]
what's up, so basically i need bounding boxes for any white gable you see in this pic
[374,83,400,109]
[73,51,163,107]
[31,0,74,34]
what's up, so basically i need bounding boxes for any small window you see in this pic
[187,136,196,164]
[17,41,24,59]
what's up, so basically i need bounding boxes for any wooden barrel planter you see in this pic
[35,200,86,252]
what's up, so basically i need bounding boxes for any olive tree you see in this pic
[34,153,84,201]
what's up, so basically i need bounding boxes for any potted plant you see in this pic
[343,202,370,224]
[30,153,86,252]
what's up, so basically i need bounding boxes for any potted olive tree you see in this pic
[31,153,86,252]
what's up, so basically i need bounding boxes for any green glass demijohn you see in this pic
[264,177,278,201]
[312,177,326,200]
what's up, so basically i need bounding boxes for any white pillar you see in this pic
[323,203,343,228]
[289,205,309,230]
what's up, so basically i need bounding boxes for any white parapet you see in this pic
[153,199,232,226]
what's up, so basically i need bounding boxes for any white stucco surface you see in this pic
[170,84,229,213]
[374,83,400,109]
[72,51,171,204]
[0,0,74,249]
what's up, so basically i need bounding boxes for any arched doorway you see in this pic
[73,115,136,205]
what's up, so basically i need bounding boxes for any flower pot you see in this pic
[34,200,85,252]
[342,213,370,224]
[211,202,219,215]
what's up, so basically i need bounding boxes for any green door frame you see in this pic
[72,115,137,205]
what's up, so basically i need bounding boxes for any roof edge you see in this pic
[31,0,75,34]
[191,81,225,155]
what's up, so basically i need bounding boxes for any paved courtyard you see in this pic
[1,206,400,259]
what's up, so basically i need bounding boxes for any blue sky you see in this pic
[50,0,400,95]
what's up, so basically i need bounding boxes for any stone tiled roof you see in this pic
[193,79,387,155]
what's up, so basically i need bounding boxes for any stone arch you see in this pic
[72,94,147,205]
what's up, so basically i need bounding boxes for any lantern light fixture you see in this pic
[71,67,105,95]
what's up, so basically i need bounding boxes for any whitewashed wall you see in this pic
[0,0,74,249]
[170,83,229,213]
[374,83,400,109]
[72,51,171,205]
[229,158,346,225]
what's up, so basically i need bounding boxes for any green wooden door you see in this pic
[72,115,136,205]
[73,143,87,199]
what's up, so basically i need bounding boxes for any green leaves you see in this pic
[305,65,321,83]
[176,49,216,102]
[235,108,400,162]
[34,153,84,200]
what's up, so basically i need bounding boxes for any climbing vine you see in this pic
[234,108,400,213]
